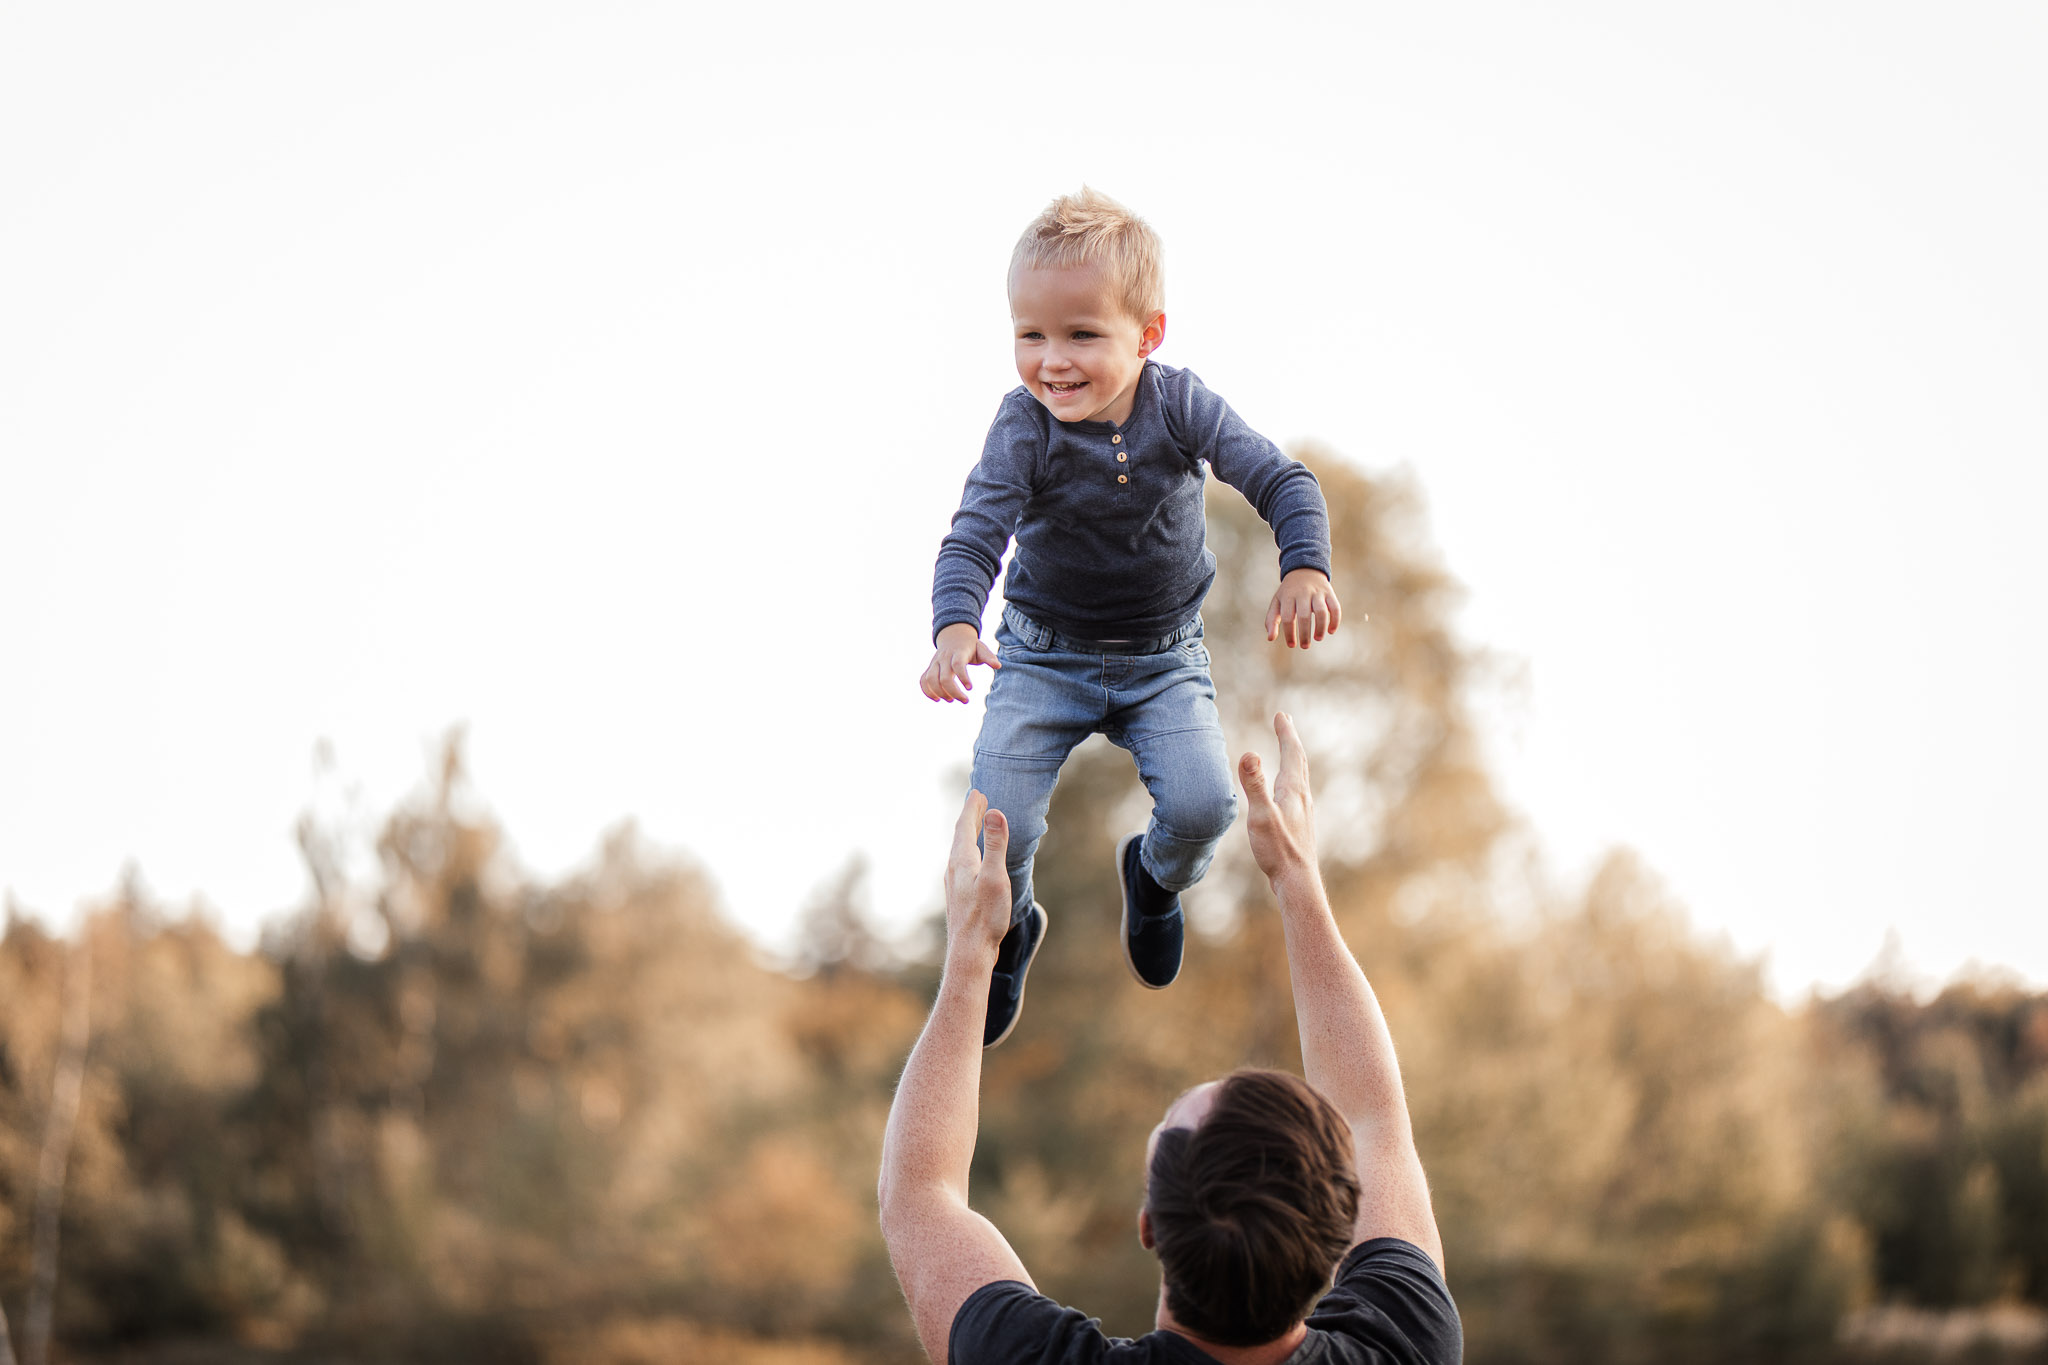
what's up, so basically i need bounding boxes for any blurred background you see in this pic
[3,4,2044,1362]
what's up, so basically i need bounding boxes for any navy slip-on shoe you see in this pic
[984,901,1048,1049]
[1118,833,1184,990]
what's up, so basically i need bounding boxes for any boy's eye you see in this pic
[1020,330,1044,340]
[1072,331,1098,340]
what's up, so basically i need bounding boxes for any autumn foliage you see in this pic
[3,455,2044,1363]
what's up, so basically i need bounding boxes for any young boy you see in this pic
[923,189,1340,1047]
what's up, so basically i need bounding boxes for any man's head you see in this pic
[1141,1069,1360,1347]
[1008,188,1166,426]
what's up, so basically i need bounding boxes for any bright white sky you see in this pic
[3,3,2043,999]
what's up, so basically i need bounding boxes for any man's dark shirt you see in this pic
[949,1238,1461,1365]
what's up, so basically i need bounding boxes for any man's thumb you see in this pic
[982,808,1010,862]
[1238,752,1267,805]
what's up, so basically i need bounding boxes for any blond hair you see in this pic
[1009,187,1164,322]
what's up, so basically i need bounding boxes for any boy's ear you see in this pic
[1138,312,1167,358]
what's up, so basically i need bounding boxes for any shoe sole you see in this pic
[986,901,1048,1049]
[1117,832,1180,990]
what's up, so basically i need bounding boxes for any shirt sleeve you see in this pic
[949,1279,1117,1365]
[932,392,1045,643]
[1164,369,1332,581]
[1305,1238,1464,1365]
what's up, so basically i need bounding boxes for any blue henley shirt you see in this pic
[932,361,1332,643]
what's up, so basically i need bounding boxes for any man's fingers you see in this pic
[952,790,989,862]
[1274,711,1310,786]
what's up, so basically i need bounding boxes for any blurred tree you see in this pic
[3,448,2043,1364]
[1818,979,2048,1311]
[22,931,90,1365]
[224,737,924,1357]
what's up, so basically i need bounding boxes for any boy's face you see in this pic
[1009,263,1165,426]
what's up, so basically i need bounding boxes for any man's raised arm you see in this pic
[1239,713,1445,1271]
[877,794,1034,1364]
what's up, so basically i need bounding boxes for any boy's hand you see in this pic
[1266,568,1343,650]
[921,622,1002,703]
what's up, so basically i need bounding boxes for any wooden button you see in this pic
[1117,474,1128,484]
[1112,435,1122,444]
[1117,452,1128,461]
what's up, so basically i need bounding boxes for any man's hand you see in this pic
[1241,710,1446,1271]
[878,790,1036,1360]
[944,791,1014,966]
[922,622,1003,702]
[1265,568,1342,650]
[1240,712,1319,888]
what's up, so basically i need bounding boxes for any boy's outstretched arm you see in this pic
[1240,713,1444,1271]
[1162,372,1346,651]
[1266,567,1343,650]
[878,793,1033,1362]
[920,622,1002,703]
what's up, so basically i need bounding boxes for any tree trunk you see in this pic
[22,934,92,1365]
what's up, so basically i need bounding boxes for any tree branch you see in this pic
[23,932,92,1365]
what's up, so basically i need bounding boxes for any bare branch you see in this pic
[22,933,92,1365]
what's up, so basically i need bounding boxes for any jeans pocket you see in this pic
[1000,607,1054,652]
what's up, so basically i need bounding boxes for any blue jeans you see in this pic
[972,605,1239,923]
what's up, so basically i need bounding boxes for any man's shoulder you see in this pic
[951,1280,1203,1365]
[1304,1239,1463,1365]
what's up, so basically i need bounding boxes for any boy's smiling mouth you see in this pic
[1047,381,1086,394]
